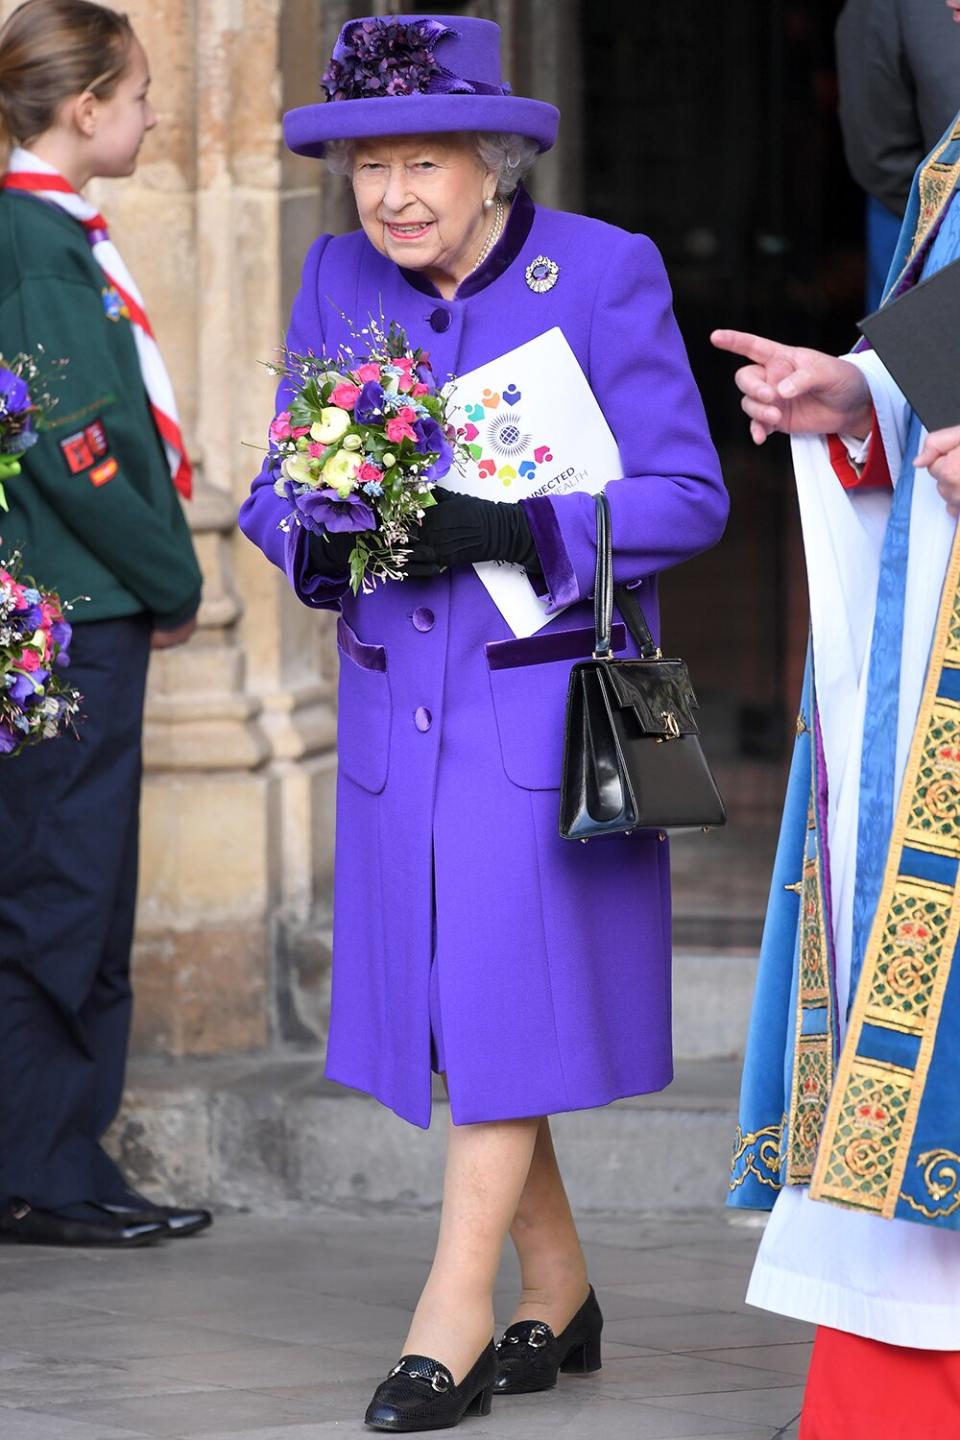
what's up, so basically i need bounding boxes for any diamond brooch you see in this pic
[525,255,559,293]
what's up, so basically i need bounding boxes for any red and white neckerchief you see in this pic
[3,147,192,499]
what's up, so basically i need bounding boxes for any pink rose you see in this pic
[19,649,40,672]
[269,410,293,442]
[411,383,429,398]
[331,382,361,410]
[396,356,415,372]
[385,416,417,445]
[358,462,383,483]
[308,442,325,459]
[397,373,415,393]
[355,363,381,384]
[291,426,311,439]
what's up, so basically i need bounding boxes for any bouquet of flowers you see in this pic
[0,348,66,511]
[267,316,467,594]
[0,553,81,755]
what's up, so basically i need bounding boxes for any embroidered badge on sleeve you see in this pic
[89,457,118,487]
[59,419,114,482]
[60,430,95,474]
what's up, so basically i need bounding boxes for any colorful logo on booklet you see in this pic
[456,384,553,489]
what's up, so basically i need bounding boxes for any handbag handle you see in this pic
[592,492,660,661]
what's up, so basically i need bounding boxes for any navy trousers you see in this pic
[0,615,151,1209]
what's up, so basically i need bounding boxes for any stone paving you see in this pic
[0,1208,809,1440]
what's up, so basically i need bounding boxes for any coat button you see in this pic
[412,606,435,632]
[414,706,432,732]
[429,308,451,333]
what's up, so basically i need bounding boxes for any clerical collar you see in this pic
[399,184,536,301]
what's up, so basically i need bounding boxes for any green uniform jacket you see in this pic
[0,191,202,625]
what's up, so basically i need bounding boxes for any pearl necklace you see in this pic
[473,197,505,271]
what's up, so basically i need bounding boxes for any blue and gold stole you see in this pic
[809,524,960,1224]
[730,112,960,1229]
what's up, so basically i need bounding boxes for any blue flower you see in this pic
[413,416,454,480]
[0,366,36,451]
[0,367,30,417]
[362,480,384,498]
[295,487,376,535]
[16,603,43,630]
[355,381,386,426]
[6,672,36,706]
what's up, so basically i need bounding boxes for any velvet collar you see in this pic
[399,183,535,301]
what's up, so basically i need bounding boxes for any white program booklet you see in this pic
[447,327,623,637]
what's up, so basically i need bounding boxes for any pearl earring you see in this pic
[483,196,494,211]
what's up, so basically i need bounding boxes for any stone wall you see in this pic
[0,0,581,1062]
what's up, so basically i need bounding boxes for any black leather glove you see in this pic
[405,489,542,576]
[308,528,357,578]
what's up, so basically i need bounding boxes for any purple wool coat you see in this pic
[239,194,728,1129]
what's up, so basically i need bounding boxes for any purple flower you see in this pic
[16,603,43,630]
[0,367,31,416]
[0,366,36,452]
[295,487,376,535]
[6,672,35,706]
[52,618,72,659]
[321,18,470,103]
[0,721,17,754]
[414,416,454,480]
[354,381,386,426]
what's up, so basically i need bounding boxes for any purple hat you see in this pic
[283,15,559,159]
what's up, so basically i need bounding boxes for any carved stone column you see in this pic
[86,0,346,1058]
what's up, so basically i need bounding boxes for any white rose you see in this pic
[321,449,363,498]
[311,408,351,444]
[282,454,316,486]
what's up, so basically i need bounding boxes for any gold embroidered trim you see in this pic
[886,116,960,295]
[811,522,960,1218]
[901,1149,960,1219]
[786,807,835,1184]
[730,1120,784,1192]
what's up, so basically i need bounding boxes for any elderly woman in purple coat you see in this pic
[240,13,726,1432]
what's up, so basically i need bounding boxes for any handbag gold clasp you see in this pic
[661,710,681,740]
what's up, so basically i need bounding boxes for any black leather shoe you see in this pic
[0,1200,167,1248]
[99,1196,213,1238]
[365,1343,497,1432]
[494,1287,603,1394]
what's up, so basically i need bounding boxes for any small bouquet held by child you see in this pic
[0,348,66,511]
[0,553,81,756]
[267,316,467,594]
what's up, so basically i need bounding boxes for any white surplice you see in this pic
[745,350,960,1349]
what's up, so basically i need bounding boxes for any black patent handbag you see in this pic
[558,492,726,842]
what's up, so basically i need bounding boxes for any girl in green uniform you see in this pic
[0,0,209,1246]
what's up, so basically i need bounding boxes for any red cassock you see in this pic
[800,1327,960,1439]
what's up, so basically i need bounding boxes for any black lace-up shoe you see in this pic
[0,1200,167,1248]
[364,1342,497,1432]
[494,1286,603,1394]
[98,1196,213,1238]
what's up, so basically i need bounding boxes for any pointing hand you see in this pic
[710,329,873,446]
